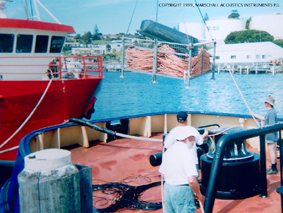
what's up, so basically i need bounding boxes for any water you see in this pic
[92,71,283,120]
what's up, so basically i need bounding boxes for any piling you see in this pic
[18,149,92,213]
[76,164,93,213]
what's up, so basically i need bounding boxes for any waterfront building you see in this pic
[178,13,283,43]
[209,42,283,74]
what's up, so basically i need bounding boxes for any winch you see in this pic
[200,127,261,199]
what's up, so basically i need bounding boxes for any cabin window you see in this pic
[16,34,33,53]
[49,36,65,53]
[230,55,236,59]
[35,35,49,53]
[0,34,14,53]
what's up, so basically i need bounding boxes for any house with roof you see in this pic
[179,13,283,45]
[209,42,283,74]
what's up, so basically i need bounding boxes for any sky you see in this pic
[5,0,283,35]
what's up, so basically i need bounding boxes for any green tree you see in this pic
[228,10,240,19]
[74,34,81,42]
[62,45,72,53]
[273,39,283,48]
[224,30,274,44]
[94,25,100,35]
[245,18,251,30]
[106,44,111,52]
[93,24,102,40]
[81,31,92,45]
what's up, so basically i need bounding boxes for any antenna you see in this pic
[0,0,13,18]
[24,0,61,23]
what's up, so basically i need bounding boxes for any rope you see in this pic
[92,182,162,212]
[207,126,237,137]
[125,0,139,34]
[70,118,163,143]
[160,147,165,212]
[0,78,54,150]
[194,0,214,41]
[228,69,260,127]
[199,201,205,213]
[115,132,162,142]
[0,146,19,154]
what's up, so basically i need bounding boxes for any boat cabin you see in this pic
[0,18,75,80]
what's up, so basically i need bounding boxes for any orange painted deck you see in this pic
[70,135,282,213]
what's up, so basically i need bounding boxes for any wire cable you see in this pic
[126,0,139,34]
[194,0,214,41]
[0,78,54,150]
[70,118,163,143]
[228,69,260,126]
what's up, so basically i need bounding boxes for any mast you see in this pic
[0,0,12,18]
[23,0,61,23]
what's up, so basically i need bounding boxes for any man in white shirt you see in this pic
[164,111,208,167]
[160,130,203,213]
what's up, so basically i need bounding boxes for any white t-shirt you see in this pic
[159,142,198,185]
[164,126,203,164]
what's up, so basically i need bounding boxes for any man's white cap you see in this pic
[265,95,275,106]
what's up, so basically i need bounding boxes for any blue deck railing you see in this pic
[204,122,283,213]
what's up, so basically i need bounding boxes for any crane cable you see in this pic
[126,0,139,34]
[0,78,54,153]
[228,69,261,127]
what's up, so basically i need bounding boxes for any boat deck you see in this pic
[70,135,281,213]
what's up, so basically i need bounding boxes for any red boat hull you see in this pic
[0,75,101,161]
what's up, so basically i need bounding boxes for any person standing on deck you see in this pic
[164,111,208,170]
[253,95,278,174]
[160,130,204,213]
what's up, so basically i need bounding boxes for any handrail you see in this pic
[204,122,283,213]
[0,55,103,79]
[48,56,103,78]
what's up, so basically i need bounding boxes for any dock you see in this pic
[216,63,283,74]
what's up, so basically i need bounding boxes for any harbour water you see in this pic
[92,71,283,120]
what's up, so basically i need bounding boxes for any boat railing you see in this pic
[0,55,103,80]
[204,122,283,213]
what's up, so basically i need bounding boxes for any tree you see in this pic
[62,45,72,53]
[93,24,102,40]
[273,39,283,48]
[94,25,100,35]
[81,31,92,45]
[245,18,251,30]
[106,44,111,52]
[228,10,240,19]
[204,13,209,21]
[224,30,274,44]
[74,34,81,42]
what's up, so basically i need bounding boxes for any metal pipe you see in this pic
[69,118,162,143]
[35,0,61,24]
[279,131,283,212]
[211,40,216,80]
[279,131,282,185]
[33,0,40,20]
[200,47,204,74]
[204,122,283,213]
[185,44,193,87]
[259,135,267,197]
[155,0,159,22]
[152,39,157,83]
[120,36,125,78]
[193,40,216,47]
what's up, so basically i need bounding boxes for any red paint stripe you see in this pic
[0,18,75,33]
